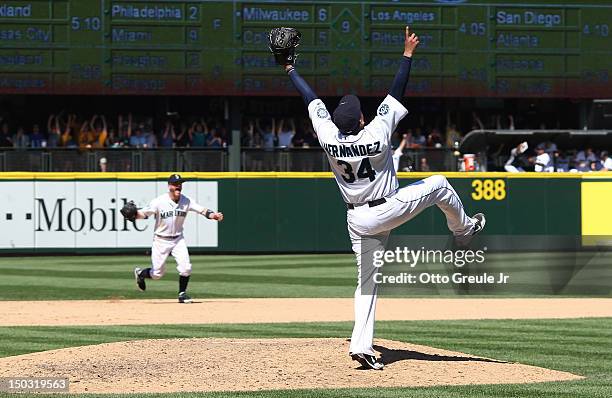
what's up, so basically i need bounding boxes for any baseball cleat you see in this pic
[472,213,486,235]
[454,213,486,247]
[178,291,193,304]
[134,267,146,291]
[351,353,384,370]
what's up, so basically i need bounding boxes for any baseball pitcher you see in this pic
[270,26,485,369]
[121,174,224,303]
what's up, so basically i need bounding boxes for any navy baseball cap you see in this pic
[168,174,185,184]
[333,95,362,135]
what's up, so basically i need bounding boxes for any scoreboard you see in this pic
[0,0,611,97]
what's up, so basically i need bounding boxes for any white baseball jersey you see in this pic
[392,147,403,172]
[535,153,554,172]
[308,95,408,204]
[140,193,205,237]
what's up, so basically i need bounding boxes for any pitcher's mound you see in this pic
[0,338,582,393]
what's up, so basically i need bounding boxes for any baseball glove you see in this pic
[268,27,301,66]
[120,200,138,222]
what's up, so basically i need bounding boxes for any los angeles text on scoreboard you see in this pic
[0,0,610,97]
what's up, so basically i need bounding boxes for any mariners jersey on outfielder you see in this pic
[140,194,205,237]
[308,95,409,204]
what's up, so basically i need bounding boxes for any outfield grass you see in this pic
[1,253,609,301]
[0,319,610,397]
[0,255,356,300]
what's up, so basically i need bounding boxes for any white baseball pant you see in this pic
[150,236,192,279]
[347,175,476,355]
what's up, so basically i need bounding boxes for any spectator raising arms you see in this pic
[392,133,409,172]
[91,114,108,148]
[47,114,61,148]
[78,116,94,147]
[122,113,133,146]
[160,120,176,148]
[61,114,77,147]
[190,121,206,147]
[504,142,529,173]
[176,123,191,147]
[256,118,276,149]
[277,118,296,147]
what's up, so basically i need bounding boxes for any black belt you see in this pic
[346,197,386,210]
[155,234,181,240]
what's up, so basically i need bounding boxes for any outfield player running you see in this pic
[275,26,485,369]
[129,174,223,303]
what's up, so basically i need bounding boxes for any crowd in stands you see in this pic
[0,110,609,173]
[0,109,586,151]
[0,114,228,149]
[505,142,612,172]
[241,118,319,149]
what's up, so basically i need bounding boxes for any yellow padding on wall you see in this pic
[581,182,612,236]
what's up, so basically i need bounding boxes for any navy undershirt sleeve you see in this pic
[288,68,318,105]
[389,56,413,101]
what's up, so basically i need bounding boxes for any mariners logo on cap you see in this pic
[378,104,390,116]
[168,174,184,184]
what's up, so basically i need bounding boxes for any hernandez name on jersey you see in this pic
[308,95,408,204]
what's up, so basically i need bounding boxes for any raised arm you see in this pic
[80,120,89,133]
[472,112,484,130]
[289,118,296,133]
[127,113,132,137]
[398,133,409,152]
[388,27,419,101]
[284,65,318,106]
[64,115,73,135]
[276,118,284,134]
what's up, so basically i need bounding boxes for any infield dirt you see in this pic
[1,298,604,393]
[2,298,612,326]
[0,338,583,393]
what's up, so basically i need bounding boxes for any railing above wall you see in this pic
[0,148,229,172]
[0,147,460,172]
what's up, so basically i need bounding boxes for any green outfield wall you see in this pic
[0,172,610,253]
